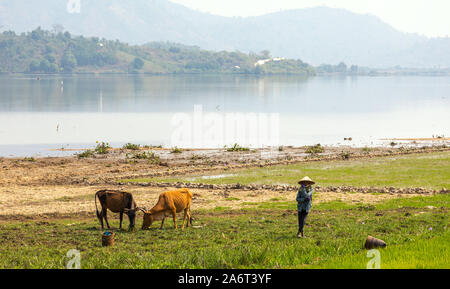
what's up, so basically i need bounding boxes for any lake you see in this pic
[0,74,448,157]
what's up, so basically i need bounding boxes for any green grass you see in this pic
[255,193,449,212]
[124,152,450,189]
[311,231,450,269]
[0,194,448,269]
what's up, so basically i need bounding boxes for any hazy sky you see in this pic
[170,0,450,37]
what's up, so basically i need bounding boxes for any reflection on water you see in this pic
[0,74,448,156]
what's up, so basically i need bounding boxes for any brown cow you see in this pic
[95,190,139,230]
[141,188,193,230]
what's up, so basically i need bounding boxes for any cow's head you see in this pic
[141,209,154,230]
[123,207,141,230]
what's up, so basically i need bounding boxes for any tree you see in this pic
[31,27,44,41]
[169,46,181,53]
[39,59,52,72]
[29,60,40,72]
[260,50,271,59]
[45,54,56,63]
[61,52,77,72]
[336,62,348,73]
[133,57,144,70]
[254,65,265,75]
[2,31,16,37]
[49,63,59,73]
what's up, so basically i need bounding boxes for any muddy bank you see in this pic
[2,145,448,187]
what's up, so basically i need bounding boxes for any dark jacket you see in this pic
[296,186,314,213]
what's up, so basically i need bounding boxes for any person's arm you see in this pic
[306,188,315,202]
[297,187,305,203]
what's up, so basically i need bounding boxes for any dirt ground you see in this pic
[0,184,419,220]
[0,145,446,221]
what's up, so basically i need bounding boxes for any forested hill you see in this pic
[0,28,315,75]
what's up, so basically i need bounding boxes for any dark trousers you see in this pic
[298,210,309,233]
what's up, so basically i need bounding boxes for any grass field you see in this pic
[312,231,450,269]
[125,152,450,189]
[0,151,448,269]
[0,194,448,269]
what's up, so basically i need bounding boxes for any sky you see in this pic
[170,0,450,38]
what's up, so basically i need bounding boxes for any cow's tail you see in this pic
[95,191,101,219]
[187,189,194,226]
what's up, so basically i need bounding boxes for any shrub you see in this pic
[305,144,324,154]
[126,151,161,164]
[77,150,94,158]
[362,147,372,154]
[226,144,250,152]
[143,145,163,149]
[340,151,352,160]
[123,143,141,150]
[94,142,111,155]
[171,147,183,154]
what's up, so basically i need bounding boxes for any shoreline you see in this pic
[0,142,448,160]
[3,70,450,77]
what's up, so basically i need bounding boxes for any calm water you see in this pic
[0,74,448,157]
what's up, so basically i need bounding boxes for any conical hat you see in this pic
[298,176,315,185]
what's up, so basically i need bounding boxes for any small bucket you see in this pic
[365,235,387,249]
[102,231,115,247]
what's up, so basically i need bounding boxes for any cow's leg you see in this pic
[186,209,192,228]
[182,208,188,230]
[172,210,177,229]
[119,212,124,230]
[186,200,192,228]
[160,217,166,229]
[103,209,111,229]
[98,210,105,230]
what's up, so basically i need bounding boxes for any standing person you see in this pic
[296,176,315,238]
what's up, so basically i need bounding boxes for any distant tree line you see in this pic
[0,27,316,76]
[316,62,373,75]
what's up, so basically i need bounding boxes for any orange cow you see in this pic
[141,188,193,230]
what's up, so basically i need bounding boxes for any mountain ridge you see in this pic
[0,0,449,68]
